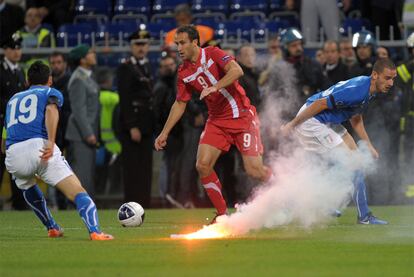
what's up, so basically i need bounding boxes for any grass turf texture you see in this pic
[0,206,413,276]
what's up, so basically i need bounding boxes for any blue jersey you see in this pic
[5,85,63,148]
[306,76,374,124]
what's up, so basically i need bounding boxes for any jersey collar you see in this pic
[29,85,49,89]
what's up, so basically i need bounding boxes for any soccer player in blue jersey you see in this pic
[281,58,397,224]
[2,61,113,240]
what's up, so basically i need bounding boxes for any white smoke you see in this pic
[214,143,376,236]
[212,60,378,235]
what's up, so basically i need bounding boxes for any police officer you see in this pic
[279,27,328,104]
[396,33,414,190]
[267,27,328,119]
[0,34,27,210]
[264,27,328,157]
[117,30,154,208]
[350,30,377,77]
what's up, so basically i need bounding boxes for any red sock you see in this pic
[201,171,227,215]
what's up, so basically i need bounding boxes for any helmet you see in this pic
[279,27,303,48]
[351,30,377,49]
[278,27,303,57]
[407,32,414,48]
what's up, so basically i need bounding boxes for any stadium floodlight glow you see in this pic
[292,29,303,40]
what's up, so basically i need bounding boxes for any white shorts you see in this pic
[295,104,347,154]
[5,138,73,190]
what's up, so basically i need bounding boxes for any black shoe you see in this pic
[207,212,228,225]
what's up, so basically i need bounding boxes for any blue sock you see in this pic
[23,185,59,230]
[352,170,371,219]
[74,192,100,233]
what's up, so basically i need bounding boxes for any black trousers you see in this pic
[164,135,183,197]
[370,6,401,40]
[120,133,153,208]
[178,126,202,204]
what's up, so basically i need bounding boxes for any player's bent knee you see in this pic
[56,175,86,201]
[196,160,213,177]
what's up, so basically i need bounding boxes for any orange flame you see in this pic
[171,223,231,240]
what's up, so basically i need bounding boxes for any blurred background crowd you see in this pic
[0,0,413,210]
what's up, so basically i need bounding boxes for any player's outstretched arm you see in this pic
[200,60,243,100]
[281,98,328,135]
[350,114,379,159]
[154,100,187,151]
[41,103,59,161]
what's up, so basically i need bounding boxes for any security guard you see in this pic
[117,30,154,208]
[0,34,27,210]
[95,67,122,195]
[16,7,55,48]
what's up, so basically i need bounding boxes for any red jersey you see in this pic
[176,47,252,124]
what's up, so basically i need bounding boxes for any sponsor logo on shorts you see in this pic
[324,134,333,144]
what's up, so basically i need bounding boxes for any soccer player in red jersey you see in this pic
[154,25,272,223]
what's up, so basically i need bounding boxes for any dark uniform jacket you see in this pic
[239,64,261,110]
[153,73,182,136]
[52,71,71,148]
[290,55,329,100]
[323,60,350,86]
[349,56,376,77]
[0,58,26,128]
[117,56,154,137]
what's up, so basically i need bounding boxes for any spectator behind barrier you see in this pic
[322,40,350,86]
[16,7,55,48]
[164,4,214,48]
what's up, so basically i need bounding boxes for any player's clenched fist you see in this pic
[154,133,168,151]
[200,86,218,100]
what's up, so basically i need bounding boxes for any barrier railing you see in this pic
[0,25,410,55]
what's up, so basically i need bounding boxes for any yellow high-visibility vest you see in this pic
[100,90,121,154]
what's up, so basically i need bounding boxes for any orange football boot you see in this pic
[90,232,114,241]
[48,228,64,238]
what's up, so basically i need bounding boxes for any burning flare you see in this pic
[171,217,231,240]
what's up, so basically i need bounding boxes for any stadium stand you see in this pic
[230,0,268,14]
[152,0,190,14]
[192,0,229,14]
[56,23,93,47]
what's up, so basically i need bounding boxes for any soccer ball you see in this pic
[118,202,145,227]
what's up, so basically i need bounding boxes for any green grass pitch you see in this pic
[0,206,413,276]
